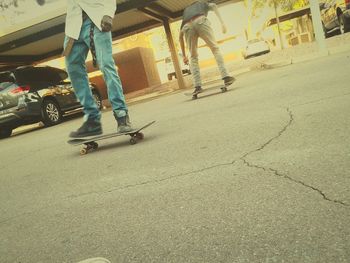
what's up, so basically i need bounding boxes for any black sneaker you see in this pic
[193,86,203,95]
[69,119,102,138]
[223,76,236,86]
[116,114,132,133]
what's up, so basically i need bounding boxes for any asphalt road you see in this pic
[1,52,349,263]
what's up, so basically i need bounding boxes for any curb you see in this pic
[261,58,292,69]
[261,46,350,69]
[328,45,350,55]
[292,50,329,64]
[232,67,252,76]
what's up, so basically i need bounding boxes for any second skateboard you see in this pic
[184,83,232,100]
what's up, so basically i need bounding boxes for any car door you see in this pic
[46,83,78,110]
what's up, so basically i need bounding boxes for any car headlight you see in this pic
[17,95,27,110]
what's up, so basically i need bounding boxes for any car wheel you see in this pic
[0,128,12,139]
[92,90,102,110]
[42,99,62,126]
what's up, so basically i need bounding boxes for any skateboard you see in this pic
[68,121,155,155]
[184,83,232,100]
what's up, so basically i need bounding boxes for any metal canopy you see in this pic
[266,6,311,26]
[0,0,236,71]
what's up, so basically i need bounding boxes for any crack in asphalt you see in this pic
[242,108,294,159]
[67,161,236,199]
[240,108,348,207]
[241,159,348,206]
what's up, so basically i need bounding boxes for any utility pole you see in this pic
[273,0,284,49]
[309,0,327,52]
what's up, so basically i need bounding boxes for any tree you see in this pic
[245,0,309,49]
[251,0,309,12]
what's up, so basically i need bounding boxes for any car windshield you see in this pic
[0,71,15,83]
[14,66,68,84]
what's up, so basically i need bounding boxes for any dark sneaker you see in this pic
[116,114,132,133]
[223,76,236,86]
[193,86,203,95]
[69,119,102,138]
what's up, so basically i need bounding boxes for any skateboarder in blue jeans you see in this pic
[179,0,235,94]
[63,0,132,138]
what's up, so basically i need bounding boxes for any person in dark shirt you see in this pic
[179,0,235,95]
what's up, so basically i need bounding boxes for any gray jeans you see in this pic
[182,16,229,87]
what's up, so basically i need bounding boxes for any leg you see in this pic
[93,28,128,115]
[64,27,102,138]
[197,18,230,80]
[184,25,202,89]
[65,36,101,122]
[92,27,131,132]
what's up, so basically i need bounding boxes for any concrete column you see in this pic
[163,18,186,90]
[309,0,327,52]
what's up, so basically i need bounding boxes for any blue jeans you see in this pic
[64,18,128,122]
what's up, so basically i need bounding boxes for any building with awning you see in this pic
[264,6,314,47]
[266,6,311,27]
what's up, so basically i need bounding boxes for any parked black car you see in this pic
[0,66,102,139]
[320,0,350,37]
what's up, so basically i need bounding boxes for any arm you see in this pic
[179,30,189,65]
[208,3,227,34]
[101,0,117,32]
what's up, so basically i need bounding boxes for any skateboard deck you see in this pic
[184,83,232,100]
[68,120,155,155]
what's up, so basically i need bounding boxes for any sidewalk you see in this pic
[257,32,350,69]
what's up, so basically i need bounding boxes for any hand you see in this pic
[101,15,113,32]
[183,56,189,65]
[222,25,227,34]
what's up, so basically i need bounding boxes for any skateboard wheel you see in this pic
[130,137,137,145]
[221,87,227,92]
[192,95,198,100]
[80,148,88,155]
[92,142,99,150]
[136,132,144,140]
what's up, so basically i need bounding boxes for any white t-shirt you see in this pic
[65,0,116,40]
